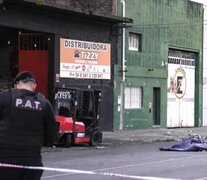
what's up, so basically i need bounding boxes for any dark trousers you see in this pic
[0,158,43,180]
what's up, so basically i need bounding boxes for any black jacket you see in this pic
[0,89,58,158]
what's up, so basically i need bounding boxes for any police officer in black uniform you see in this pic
[0,71,58,180]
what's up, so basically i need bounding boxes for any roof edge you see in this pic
[5,0,133,24]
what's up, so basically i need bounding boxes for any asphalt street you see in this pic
[41,138,207,180]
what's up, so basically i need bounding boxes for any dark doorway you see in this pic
[0,27,19,90]
[153,87,161,126]
[0,27,50,98]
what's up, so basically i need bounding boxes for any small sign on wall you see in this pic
[118,95,121,105]
[56,73,60,82]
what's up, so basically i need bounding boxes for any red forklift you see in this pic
[54,88,102,147]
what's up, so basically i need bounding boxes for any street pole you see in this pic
[119,0,126,130]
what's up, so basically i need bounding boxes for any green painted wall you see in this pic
[114,0,203,130]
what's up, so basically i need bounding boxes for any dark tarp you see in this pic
[160,138,207,152]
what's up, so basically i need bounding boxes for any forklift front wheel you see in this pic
[64,134,72,147]
[89,131,102,146]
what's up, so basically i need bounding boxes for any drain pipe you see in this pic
[119,0,126,130]
[121,0,126,82]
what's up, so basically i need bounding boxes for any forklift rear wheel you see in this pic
[64,134,72,147]
[89,131,102,146]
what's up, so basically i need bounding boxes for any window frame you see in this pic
[128,32,141,52]
[124,86,143,109]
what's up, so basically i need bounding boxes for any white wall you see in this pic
[203,5,207,126]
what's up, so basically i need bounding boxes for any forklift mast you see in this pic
[54,87,102,147]
[54,88,101,129]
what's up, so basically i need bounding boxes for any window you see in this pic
[128,33,141,51]
[124,87,142,109]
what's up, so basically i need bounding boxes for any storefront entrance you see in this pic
[0,27,49,98]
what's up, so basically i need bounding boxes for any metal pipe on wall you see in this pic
[119,0,126,130]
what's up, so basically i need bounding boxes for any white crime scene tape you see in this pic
[0,163,180,180]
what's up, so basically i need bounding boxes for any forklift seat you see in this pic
[59,107,73,117]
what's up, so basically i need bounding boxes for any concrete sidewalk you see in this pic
[102,127,207,144]
[42,127,207,152]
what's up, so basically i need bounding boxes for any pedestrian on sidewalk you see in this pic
[0,71,58,180]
